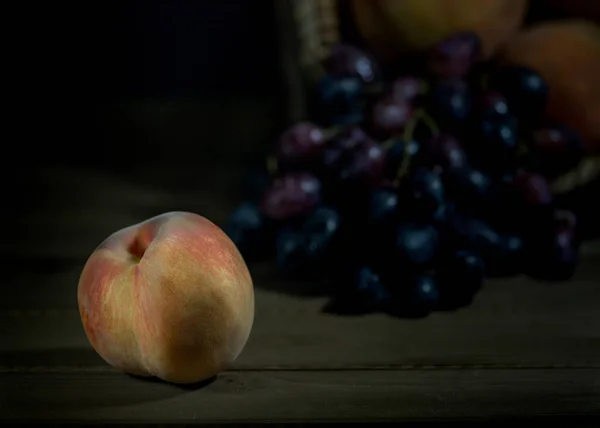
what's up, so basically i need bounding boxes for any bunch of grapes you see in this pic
[225,32,584,318]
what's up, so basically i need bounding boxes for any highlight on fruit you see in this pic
[226,29,590,318]
[77,211,255,384]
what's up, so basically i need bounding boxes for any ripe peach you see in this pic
[77,211,254,384]
[500,20,600,152]
[351,0,527,61]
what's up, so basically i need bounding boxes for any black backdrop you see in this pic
[18,1,279,99]
[3,1,284,264]
[7,1,282,163]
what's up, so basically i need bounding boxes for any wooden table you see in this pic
[1,161,599,424]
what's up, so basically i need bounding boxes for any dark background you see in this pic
[4,1,285,265]
[9,1,283,161]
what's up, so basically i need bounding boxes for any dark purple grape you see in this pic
[393,222,439,270]
[370,96,412,139]
[339,141,385,187]
[364,187,401,260]
[403,167,445,219]
[556,176,600,239]
[409,274,440,315]
[475,90,510,118]
[429,79,471,128]
[391,76,424,103]
[513,170,554,207]
[225,202,271,260]
[444,167,497,214]
[424,134,468,170]
[412,274,440,303]
[437,249,485,310]
[389,273,440,318]
[315,75,364,126]
[470,114,519,173]
[383,138,421,180]
[428,32,482,79]
[333,266,392,314]
[480,115,518,147]
[275,122,326,170]
[353,266,392,309]
[325,43,380,84]
[531,125,583,178]
[555,209,578,231]
[488,66,548,122]
[260,172,321,220]
[451,216,524,276]
[302,206,342,263]
[275,227,308,277]
[369,187,399,224]
[501,235,526,275]
[323,127,369,167]
[551,226,580,278]
[527,209,580,281]
[323,128,385,189]
[431,200,456,227]
[451,216,501,250]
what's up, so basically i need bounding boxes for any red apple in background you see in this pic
[77,211,255,384]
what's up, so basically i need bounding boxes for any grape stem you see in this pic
[391,108,440,187]
[418,110,441,137]
[363,82,385,95]
[322,125,343,140]
[381,138,396,150]
[266,155,279,176]
[517,143,530,158]
[551,156,600,195]
[480,73,490,91]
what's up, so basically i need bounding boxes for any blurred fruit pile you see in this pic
[226,1,599,317]
[350,0,600,150]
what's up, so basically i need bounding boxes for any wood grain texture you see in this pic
[1,163,599,422]
[2,369,599,422]
[2,244,600,369]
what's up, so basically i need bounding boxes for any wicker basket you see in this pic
[277,0,599,196]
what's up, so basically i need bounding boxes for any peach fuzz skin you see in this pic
[77,211,254,384]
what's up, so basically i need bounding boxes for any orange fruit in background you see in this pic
[500,20,600,152]
[351,0,528,61]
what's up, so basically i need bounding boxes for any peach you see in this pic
[500,20,600,152]
[77,211,254,384]
[351,0,527,61]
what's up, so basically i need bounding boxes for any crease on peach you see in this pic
[130,218,166,379]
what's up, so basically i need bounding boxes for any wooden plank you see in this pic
[0,164,245,262]
[1,368,598,422]
[1,242,599,369]
[1,164,599,423]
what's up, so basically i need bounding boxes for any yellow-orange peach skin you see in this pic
[77,211,254,384]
